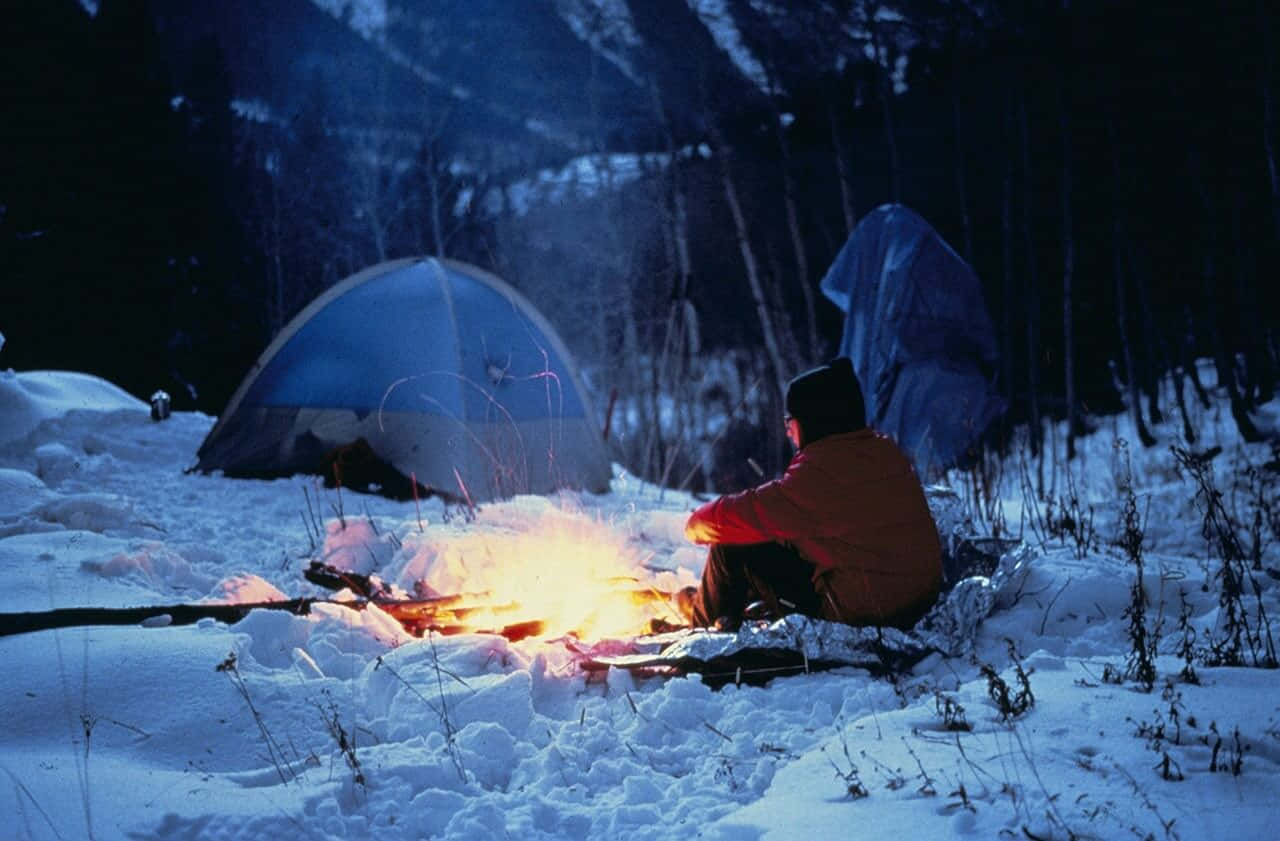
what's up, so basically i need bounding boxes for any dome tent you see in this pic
[820,204,1004,479]
[196,257,612,502]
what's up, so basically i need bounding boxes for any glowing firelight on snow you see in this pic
[406,507,685,640]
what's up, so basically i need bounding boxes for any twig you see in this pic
[299,511,317,553]
[427,632,468,782]
[903,738,937,795]
[1010,724,1076,839]
[823,720,869,798]
[452,468,477,522]
[96,716,151,740]
[216,652,295,785]
[411,471,424,531]
[703,721,733,743]
[4,767,65,840]
[1113,760,1181,841]
[302,483,324,545]
[860,749,906,790]
[329,483,346,530]
[952,733,1001,792]
[318,694,366,791]
[1038,577,1072,635]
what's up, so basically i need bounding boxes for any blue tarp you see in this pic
[820,204,1004,477]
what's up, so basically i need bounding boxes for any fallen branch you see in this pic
[0,596,524,640]
[0,586,676,641]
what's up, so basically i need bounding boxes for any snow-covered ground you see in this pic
[0,366,1277,841]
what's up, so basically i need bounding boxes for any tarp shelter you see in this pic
[820,204,1004,478]
[196,257,612,502]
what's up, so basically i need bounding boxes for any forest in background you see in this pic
[3,0,1277,490]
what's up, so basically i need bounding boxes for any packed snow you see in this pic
[0,365,1278,841]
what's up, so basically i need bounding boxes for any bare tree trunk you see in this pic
[1129,253,1165,425]
[713,130,791,404]
[1181,306,1212,408]
[827,102,857,236]
[641,187,674,481]
[1000,95,1016,420]
[1164,333,1198,443]
[366,196,389,264]
[757,58,819,360]
[865,4,900,202]
[654,184,694,389]
[764,242,804,370]
[343,77,402,265]
[1231,191,1275,406]
[1186,146,1264,441]
[268,173,286,336]
[1114,235,1156,447]
[1109,122,1156,447]
[1018,95,1043,465]
[953,94,973,263]
[1261,0,1280,241]
[672,174,693,293]
[1206,255,1263,443]
[426,140,445,257]
[772,106,821,363]
[638,79,703,485]
[1060,83,1078,460]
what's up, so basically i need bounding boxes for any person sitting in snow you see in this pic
[679,357,942,631]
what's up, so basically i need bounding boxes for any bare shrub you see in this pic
[1172,446,1278,668]
[1114,441,1157,691]
[980,640,1035,722]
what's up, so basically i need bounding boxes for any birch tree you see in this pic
[711,125,792,405]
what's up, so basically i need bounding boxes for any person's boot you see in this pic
[647,587,699,634]
[711,615,739,632]
[742,600,775,622]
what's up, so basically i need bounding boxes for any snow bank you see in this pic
[0,467,53,517]
[80,542,216,594]
[0,369,145,447]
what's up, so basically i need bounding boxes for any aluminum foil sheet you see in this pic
[924,484,967,556]
[652,539,1037,670]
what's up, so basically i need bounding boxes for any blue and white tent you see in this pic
[196,258,611,502]
[820,204,1004,478]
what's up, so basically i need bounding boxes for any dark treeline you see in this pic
[2,0,1277,488]
[3,1,261,407]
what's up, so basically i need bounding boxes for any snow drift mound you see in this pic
[0,369,146,446]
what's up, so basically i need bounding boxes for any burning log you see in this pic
[302,560,684,639]
[0,595,550,641]
[0,581,677,642]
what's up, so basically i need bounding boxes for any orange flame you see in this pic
[409,507,683,639]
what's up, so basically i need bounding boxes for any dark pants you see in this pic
[691,542,823,629]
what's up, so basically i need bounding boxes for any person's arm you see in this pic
[684,453,830,544]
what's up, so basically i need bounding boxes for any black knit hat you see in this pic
[785,357,866,443]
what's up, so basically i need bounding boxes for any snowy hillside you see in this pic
[0,367,1277,840]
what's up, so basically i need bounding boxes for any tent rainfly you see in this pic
[195,257,612,502]
[820,204,1005,479]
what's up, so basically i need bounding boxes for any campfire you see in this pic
[311,508,689,642]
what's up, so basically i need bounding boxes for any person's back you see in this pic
[788,428,941,627]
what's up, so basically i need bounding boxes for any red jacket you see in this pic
[685,428,942,628]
